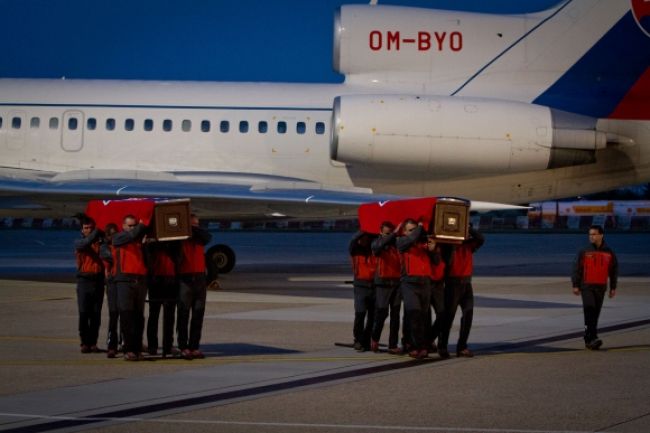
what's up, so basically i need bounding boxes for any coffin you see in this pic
[358,197,469,243]
[85,198,191,241]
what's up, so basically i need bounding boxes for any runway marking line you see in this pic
[0,412,598,433]
[481,344,650,360]
[0,296,72,304]
[0,335,77,343]
[0,354,400,367]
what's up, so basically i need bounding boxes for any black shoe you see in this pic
[353,341,365,352]
[456,348,474,358]
[387,347,403,355]
[438,348,450,359]
[586,339,602,350]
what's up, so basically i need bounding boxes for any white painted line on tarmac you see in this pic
[0,412,596,433]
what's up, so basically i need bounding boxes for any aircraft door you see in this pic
[61,110,84,152]
[7,111,27,150]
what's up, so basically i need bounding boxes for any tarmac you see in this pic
[0,231,648,433]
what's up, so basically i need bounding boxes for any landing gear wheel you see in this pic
[206,244,236,277]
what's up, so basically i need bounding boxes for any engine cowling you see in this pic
[330,94,605,177]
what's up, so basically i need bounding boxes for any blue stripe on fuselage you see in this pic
[533,12,650,118]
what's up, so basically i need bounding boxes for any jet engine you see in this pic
[330,95,605,177]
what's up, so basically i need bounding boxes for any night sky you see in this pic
[1,0,560,83]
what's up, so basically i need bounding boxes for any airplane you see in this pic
[0,0,649,273]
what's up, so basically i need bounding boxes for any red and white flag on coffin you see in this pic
[358,197,439,234]
[85,198,156,231]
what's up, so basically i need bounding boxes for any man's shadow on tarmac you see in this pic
[200,343,300,356]
[467,342,650,355]
[143,343,300,360]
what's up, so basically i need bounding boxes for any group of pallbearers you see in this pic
[349,218,484,360]
[74,213,212,361]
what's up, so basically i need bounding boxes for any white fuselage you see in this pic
[1,78,649,207]
[0,79,350,186]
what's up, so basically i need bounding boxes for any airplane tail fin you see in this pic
[336,1,650,120]
[532,0,650,120]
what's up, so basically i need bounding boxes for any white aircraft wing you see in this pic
[0,169,524,219]
[0,169,393,219]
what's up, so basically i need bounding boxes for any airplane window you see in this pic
[144,119,153,131]
[49,117,59,130]
[163,119,172,132]
[239,121,249,133]
[220,120,229,133]
[87,118,96,130]
[296,122,306,134]
[277,121,287,134]
[182,119,191,132]
[315,122,325,134]
[125,118,134,131]
[12,117,22,129]
[106,118,115,131]
[258,121,268,133]
[68,117,78,130]
[30,117,40,129]
[201,120,210,132]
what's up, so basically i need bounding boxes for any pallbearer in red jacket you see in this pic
[572,225,618,350]
[349,230,377,351]
[428,239,449,359]
[370,221,403,354]
[397,219,437,359]
[74,216,105,354]
[100,223,120,358]
[177,214,212,360]
[112,214,148,361]
[145,240,180,358]
[442,225,484,358]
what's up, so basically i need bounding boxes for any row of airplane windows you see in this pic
[0,115,328,135]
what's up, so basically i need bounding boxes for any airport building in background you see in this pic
[2,200,650,232]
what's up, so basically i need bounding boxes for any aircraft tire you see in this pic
[206,244,236,276]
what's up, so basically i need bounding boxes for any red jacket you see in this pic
[179,239,206,274]
[447,243,474,278]
[376,246,402,279]
[113,242,147,276]
[401,242,433,278]
[74,229,104,275]
[148,245,177,277]
[76,243,103,274]
[351,254,377,281]
[446,228,484,278]
[111,223,147,278]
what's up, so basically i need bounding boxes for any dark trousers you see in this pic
[429,280,448,350]
[105,278,121,351]
[177,274,207,351]
[76,275,105,347]
[371,280,401,349]
[581,286,606,342]
[401,278,432,350]
[116,276,147,354]
[445,278,474,352]
[353,282,375,347]
[147,276,179,355]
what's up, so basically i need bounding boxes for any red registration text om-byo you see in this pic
[369,30,463,52]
